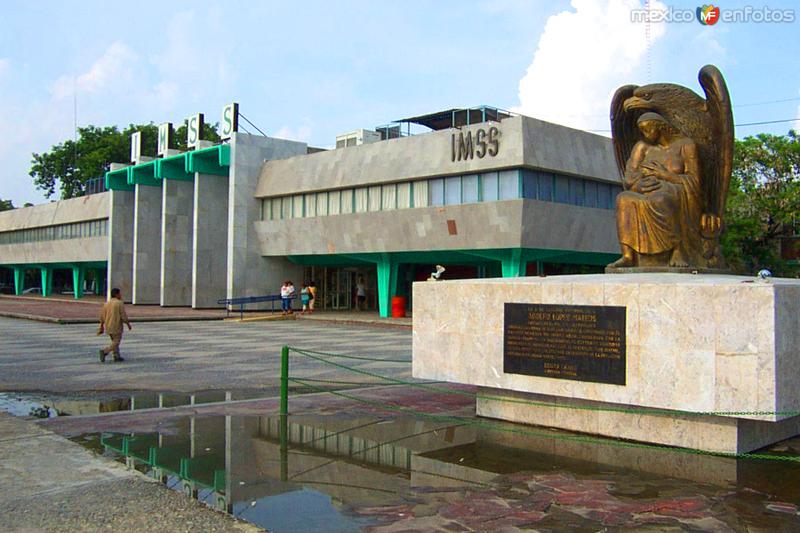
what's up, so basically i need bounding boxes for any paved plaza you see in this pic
[0,317,412,394]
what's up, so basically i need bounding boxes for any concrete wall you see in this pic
[132,184,162,304]
[0,193,110,266]
[0,192,109,230]
[520,200,618,254]
[255,116,618,199]
[0,237,107,265]
[253,200,617,257]
[227,133,307,301]
[160,179,194,306]
[521,116,618,183]
[108,190,134,300]
[192,173,229,308]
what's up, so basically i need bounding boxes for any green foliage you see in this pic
[722,130,800,276]
[29,122,220,199]
[0,198,14,211]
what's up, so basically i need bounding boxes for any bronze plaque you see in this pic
[504,303,626,385]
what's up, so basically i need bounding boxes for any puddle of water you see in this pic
[71,411,800,532]
[0,393,62,418]
[0,389,274,418]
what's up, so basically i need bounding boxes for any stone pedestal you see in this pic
[412,274,800,454]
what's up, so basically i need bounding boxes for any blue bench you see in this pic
[216,294,297,319]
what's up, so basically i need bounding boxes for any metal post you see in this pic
[280,345,289,482]
[280,346,289,418]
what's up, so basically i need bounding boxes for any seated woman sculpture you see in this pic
[608,112,703,268]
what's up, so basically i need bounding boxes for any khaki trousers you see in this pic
[102,332,123,357]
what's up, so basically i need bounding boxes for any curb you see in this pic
[298,316,412,330]
[0,312,225,325]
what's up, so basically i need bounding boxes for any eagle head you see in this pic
[624,83,702,113]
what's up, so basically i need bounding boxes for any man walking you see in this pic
[98,287,132,363]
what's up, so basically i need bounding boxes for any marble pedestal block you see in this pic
[412,274,800,454]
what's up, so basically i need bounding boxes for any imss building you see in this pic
[0,106,622,316]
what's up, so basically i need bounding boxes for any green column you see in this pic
[376,257,399,318]
[72,265,85,299]
[501,249,527,278]
[13,267,24,295]
[40,266,53,297]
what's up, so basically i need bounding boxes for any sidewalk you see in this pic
[298,310,412,329]
[0,413,260,532]
[0,295,227,324]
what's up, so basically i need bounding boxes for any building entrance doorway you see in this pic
[326,268,353,309]
[304,266,377,311]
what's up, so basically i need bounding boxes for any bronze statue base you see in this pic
[605,266,731,275]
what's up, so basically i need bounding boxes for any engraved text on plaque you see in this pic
[503,303,626,385]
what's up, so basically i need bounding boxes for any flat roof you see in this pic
[395,106,513,131]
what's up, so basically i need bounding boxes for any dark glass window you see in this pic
[598,183,612,209]
[569,177,585,206]
[584,180,598,208]
[537,172,553,201]
[521,170,537,199]
[554,175,570,204]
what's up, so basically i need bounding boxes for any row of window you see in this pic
[261,169,622,221]
[0,219,108,245]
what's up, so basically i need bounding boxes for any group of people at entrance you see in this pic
[280,275,368,314]
[280,280,317,315]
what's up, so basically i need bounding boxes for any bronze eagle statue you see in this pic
[607,65,734,270]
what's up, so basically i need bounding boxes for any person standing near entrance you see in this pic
[97,287,132,363]
[300,283,311,314]
[280,280,295,315]
[308,281,317,313]
[355,276,366,311]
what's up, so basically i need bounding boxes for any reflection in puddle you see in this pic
[75,411,800,532]
[0,393,63,418]
[0,390,269,418]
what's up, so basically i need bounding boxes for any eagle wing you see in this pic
[698,65,734,216]
[610,84,639,179]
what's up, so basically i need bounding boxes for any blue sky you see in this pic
[1,0,798,205]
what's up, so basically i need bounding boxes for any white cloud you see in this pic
[514,0,667,132]
[0,58,9,78]
[50,42,138,100]
[273,123,313,143]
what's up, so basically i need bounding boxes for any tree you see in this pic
[30,122,220,199]
[0,198,14,211]
[722,130,800,276]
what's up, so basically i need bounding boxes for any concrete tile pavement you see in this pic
[0,413,260,532]
[0,317,412,394]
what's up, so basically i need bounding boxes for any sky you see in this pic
[0,0,798,206]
